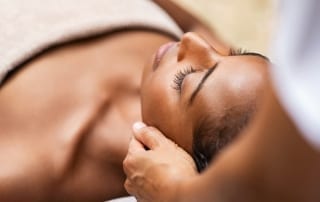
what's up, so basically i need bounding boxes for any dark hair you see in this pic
[192,104,256,172]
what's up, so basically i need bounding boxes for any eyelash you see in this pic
[172,65,196,93]
[229,48,248,56]
[171,48,252,94]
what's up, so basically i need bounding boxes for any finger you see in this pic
[123,139,147,177]
[132,123,163,150]
[128,136,145,153]
[123,154,136,177]
[124,179,134,195]
[133,122,177,149]
[123,138,145,175]
[124,179,143,201]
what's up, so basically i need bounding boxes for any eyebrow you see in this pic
[188,63,219,105]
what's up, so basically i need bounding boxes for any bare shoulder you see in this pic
[0,30,174,201]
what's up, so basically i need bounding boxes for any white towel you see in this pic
[0,0,183,84]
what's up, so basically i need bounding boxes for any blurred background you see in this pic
[174,0,276,55]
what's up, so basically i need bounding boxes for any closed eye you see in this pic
[172,65,196,94]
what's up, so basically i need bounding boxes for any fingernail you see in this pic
[133,122,146,132]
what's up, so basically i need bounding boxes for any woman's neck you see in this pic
[0,30,174,200]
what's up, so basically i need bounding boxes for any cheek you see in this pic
[141,75,183,131]
[141,58,154,85]
[141,74,173,125]
[141,75,194,152]
[140,62,194,151]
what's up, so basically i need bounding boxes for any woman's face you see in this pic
[141,32,268,154]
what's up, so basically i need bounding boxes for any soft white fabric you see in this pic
[107,196,136,202]
[0,0,183,84]
[271,0,320,149]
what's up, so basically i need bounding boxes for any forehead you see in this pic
[209,55,267,90]
[190,55,267,121]
[141,54,267,154]
[221,54,268,71]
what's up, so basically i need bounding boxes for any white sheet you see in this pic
[107,196,136,202]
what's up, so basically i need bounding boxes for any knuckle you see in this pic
[127,145,136,154]
[124,179,132,193]
[123,156,132,168]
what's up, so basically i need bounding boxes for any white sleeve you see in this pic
[271,0,320,150]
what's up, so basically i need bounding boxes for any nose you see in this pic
[177,32,218,67]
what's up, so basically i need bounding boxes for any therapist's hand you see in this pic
[123,122,197,202]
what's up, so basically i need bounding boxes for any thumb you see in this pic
[132,122,166,150]
[128,136,145,153]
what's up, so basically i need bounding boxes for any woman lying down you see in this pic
[137,32,268,172]
[0,0,268,201]
[121,32,268,202]
[121,31,268,202]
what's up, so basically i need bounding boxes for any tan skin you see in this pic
[123,31,320,202]
[124,81,320,202]
[123,31,268,200]
[0,1,230,201]
[140,32,268,154]
[0,31,173,201]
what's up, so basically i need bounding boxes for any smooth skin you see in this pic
[140,32,267,155]
[124,2,320,201]
[0,31,172,202]
[124,79,320,202]
[0,1,229,201]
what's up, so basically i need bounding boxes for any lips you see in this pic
[153,42,175,70]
